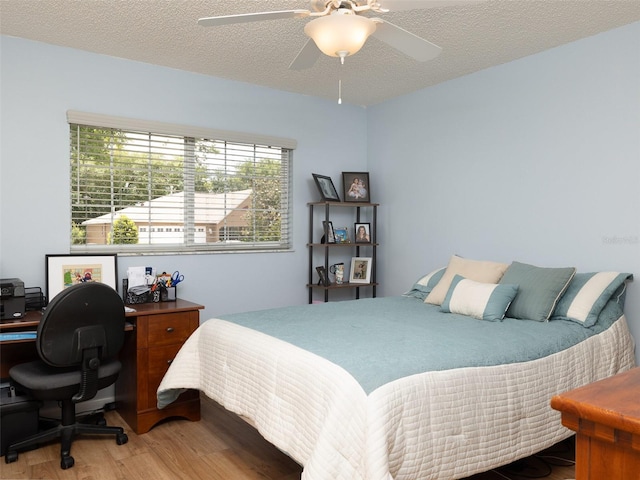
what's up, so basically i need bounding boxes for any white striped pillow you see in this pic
[440,275,519,322]
[416,267,446,289]
[552,272,633,327]
[403,267,446,300]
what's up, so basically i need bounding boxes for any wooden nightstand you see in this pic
[550,367,640,480]
[116,299,203,434]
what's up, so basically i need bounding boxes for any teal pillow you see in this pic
[499,261,575,321]
[403,267,445,300]
[440,275,519,322]
[551,272,633,327]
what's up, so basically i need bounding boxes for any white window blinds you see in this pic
[68,111,294,254]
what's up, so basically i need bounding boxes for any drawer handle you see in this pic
[166,327,174,333]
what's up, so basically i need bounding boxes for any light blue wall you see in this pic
[368,21,640,363]
[2,22,639,364]
[0,36,368,318]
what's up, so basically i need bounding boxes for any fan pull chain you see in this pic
[337,55,345,105]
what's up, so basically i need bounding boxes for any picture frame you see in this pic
[354,223,371,244]
[46,254,118,300]
[312,173,341,202]
[316,265,330,286]
[349,257,372,284]
[322,220,336,244]
[334,226,349,243]
[342,172,370,203]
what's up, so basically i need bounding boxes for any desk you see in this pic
[0,299,203,435]
[550,367,640,480]
[115,299,203,434]
[1,311,48,378]
[0,308,134,378]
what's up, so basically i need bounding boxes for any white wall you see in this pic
[0,36,368,318]
[368,22,640,364]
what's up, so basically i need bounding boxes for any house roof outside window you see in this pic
[83,189,252,226]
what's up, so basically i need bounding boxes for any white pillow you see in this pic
[425,255,509,306]
[440,275,519,321]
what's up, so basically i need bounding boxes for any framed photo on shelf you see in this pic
[354,223,371,243]
[349,257,372,284]
[312,173,341,202]
[342,172,370,203]
[316,266,330,286]
[334,226,349,243]
[46,254,118,300]
[322,220,336,244]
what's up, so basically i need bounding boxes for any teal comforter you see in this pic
[220,296,622,394]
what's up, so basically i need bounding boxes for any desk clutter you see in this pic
[123,267,184,305]
[1,279,47,320]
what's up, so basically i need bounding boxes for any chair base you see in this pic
[4,399,128,469]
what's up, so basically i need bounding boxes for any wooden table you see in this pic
[550,367,640,480]
[1,300,203,435]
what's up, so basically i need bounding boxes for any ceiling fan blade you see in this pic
[198,10,310,27]
[289,39,322,71]
[371,19,442,62]
[380,0,484,12]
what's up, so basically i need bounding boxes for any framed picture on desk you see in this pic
[46,254,118,301]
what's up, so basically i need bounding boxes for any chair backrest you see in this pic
[37,282,125,368]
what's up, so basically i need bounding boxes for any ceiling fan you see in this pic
[198,0,473,70]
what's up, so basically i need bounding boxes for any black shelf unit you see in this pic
[307,201,379,303]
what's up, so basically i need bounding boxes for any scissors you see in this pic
[170,270,184,286]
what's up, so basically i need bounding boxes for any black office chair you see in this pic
[5,282,129,469]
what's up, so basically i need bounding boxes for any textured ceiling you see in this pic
[1,0,639,106]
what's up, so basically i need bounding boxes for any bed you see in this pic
[157,257,636,480]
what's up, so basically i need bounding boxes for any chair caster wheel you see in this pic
[61,455,75,469]
[97,417,107,426]
[116,432,128,445]
[5,450,18,463]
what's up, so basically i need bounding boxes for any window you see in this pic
[68,111,295,254]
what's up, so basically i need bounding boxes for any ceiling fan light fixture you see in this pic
[304,9,376,58]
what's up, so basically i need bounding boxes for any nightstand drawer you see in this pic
[147,343,184,403]
[147,313,193,346]
[117,299,202,434]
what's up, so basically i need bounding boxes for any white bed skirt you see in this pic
[158,314,636,480]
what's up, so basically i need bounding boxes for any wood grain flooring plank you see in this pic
[0,394,574,480]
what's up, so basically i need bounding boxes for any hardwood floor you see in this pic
[1,394,575,480]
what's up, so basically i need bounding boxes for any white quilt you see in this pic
[157,314,636,480]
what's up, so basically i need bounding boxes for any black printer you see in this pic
[0,279,25,320]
